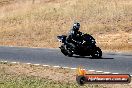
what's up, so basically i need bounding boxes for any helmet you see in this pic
[73,22,80,31]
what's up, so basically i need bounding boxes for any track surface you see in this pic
[0,46,132,74]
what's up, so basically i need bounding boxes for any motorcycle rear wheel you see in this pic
[91,47,102,58]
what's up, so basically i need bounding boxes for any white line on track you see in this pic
[62,67,69,69]
[104,72,111,74]
[3,61,8,62]
[88,70,95,72]
[53,66,60,68]
[112,73,119,74]
[26,63,31,65]
[81,69,86,70]
[1,60,132,76]
[43,65,50,67]
[11,62,19,64]
[33,64,40,66]
[70,68,77,70]
[96,71,103,73]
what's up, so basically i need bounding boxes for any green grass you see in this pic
[0,76,102,88]
[0,75,79,88]
[0,62,103,88]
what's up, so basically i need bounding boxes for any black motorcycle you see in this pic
[57,33,102,58]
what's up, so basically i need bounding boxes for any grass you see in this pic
[0,75,83,88]
[0,62,103,88]
[0,75,82,88]
[0,61,132,88]
[0,0,131,51]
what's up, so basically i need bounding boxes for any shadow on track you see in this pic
[72,56,114,59]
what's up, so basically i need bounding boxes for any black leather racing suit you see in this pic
[66,28,83,50]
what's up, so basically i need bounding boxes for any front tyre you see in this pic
[91,47,102,58]
[61,49,68,56]
[60,44,73,57]
[60,44,68,56]
[67,49,73,57]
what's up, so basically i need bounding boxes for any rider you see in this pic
[66,22,83,50]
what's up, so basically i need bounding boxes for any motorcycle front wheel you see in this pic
[60,44,73,57]
[66,49,73,57]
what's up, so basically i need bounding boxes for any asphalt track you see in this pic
[0,46,132,75]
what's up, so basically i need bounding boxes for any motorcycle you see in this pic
[57,33,102,58]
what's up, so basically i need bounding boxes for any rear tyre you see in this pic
[91,47,102,58]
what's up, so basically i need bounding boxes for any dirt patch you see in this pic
[0,0,132,51]
[95,32,132,51]
[1,63,76,83]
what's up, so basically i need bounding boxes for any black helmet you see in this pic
[73,22,80,31]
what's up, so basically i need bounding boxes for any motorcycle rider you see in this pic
[66,22,83,51]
